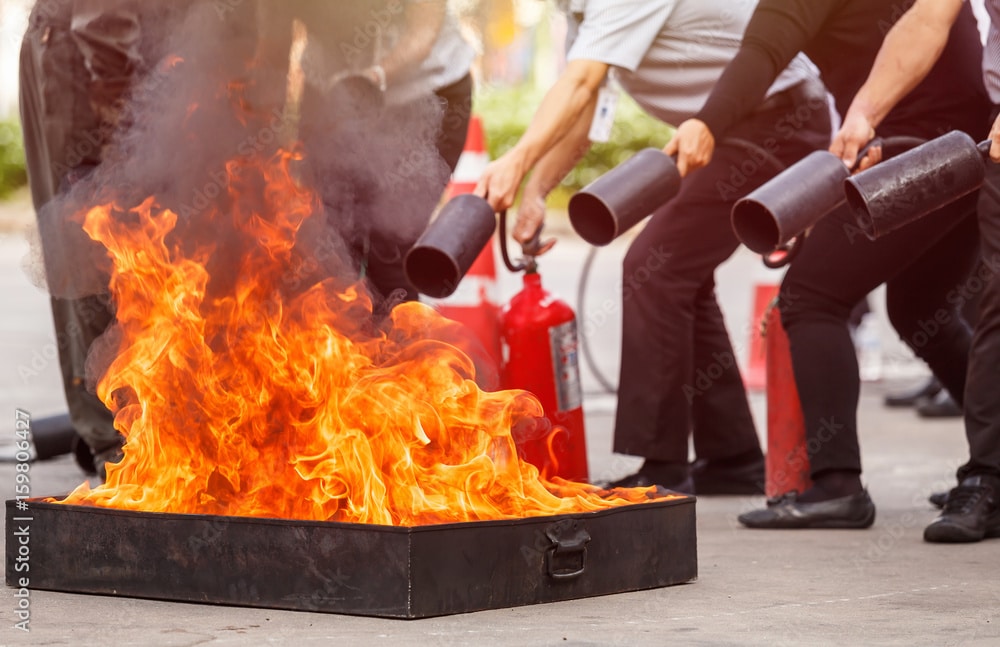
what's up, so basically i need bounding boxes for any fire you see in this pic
[57,148,668,525]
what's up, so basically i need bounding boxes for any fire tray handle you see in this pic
[544,519,592,581]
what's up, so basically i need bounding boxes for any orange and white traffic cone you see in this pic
[744,282,779,391]
[428,115,503,371]
[762,298,813,498]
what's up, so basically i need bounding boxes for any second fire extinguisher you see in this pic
[498,214,589,483]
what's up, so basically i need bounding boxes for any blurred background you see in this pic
[0,0,670,206]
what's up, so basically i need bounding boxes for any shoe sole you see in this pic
[924,515,1000,543]
[924,524,985,543]
[739,506,876,530]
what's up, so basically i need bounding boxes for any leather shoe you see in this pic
[690,456,765,495]
[739,490,876,529]
[605,472,694,495]
[924,476,1000,543]
[915,390,962,418]
[883,377,941,408]
[928,491,948,509]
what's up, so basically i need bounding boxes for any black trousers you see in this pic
[19,2,119,456]
[612,79,832,464]
[779,107,989,479]
[958,105,1000,483]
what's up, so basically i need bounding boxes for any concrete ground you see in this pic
[0,191,996,646]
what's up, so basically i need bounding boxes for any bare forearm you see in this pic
[524,95,597,198]
[847,0,963,127]
[508,60,608,175]
[378,0,445,83]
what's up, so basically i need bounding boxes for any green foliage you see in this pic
[0,118,28,200]
[473,84,674,204]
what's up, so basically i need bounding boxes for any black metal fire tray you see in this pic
[6,495,696,619]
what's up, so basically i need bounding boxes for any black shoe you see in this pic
[605,472,694,495]
[923,476,1000,543]
[690,455,765,495]
[738,490,876,529]
[72,433,97,476]
[929,491,948,509]
[915,390,963,418]
[883,377,941,408]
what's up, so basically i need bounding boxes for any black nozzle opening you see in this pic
[732,200,781,255]
[404,247,460,299]
[568,192,617,247]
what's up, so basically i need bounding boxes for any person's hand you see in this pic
[475,150,528,213]
[513,193,556,256]
[990,112,1000,163]
[830,110,880,172]
[662,119,715,176]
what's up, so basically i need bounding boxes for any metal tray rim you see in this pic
[8,493,695,533]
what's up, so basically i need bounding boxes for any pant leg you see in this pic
[52,294,118,452]
[19,4,119,455]
[18,23,57,212]
[434,73,473,175]
[780,194,979,479]
[959,146,1000,482]
[613,82,831,463]
[612,178,751,462]
[885,206,979,407]
[689,276,760,461]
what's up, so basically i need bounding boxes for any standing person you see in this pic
[669,0,988,527]
[18,0,188,479]
[475,0,832,493]
[293,0,477,316]
[359,0,477,312]
[830,0,1000,543]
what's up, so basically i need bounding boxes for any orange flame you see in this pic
[57,149,668,525]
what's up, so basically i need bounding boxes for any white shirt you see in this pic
[564,0,818,127]
[983,0,1000,103]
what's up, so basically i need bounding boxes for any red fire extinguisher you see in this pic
[497,213,589,483]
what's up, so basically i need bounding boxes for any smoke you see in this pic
[35,0,450,304]
[23,0,465,407]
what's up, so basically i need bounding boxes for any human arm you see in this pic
[477,0,673,211]
[990,112,1000,163]
[476,58,608,212]
[512,93,598,252]
[830,0,965,167]
[365,0,447,90]
[673,0,837,175]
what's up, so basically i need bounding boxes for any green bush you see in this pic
[0,118,28,199]
[474,84,674,205]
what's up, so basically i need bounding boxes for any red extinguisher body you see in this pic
[500,272,589,482]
